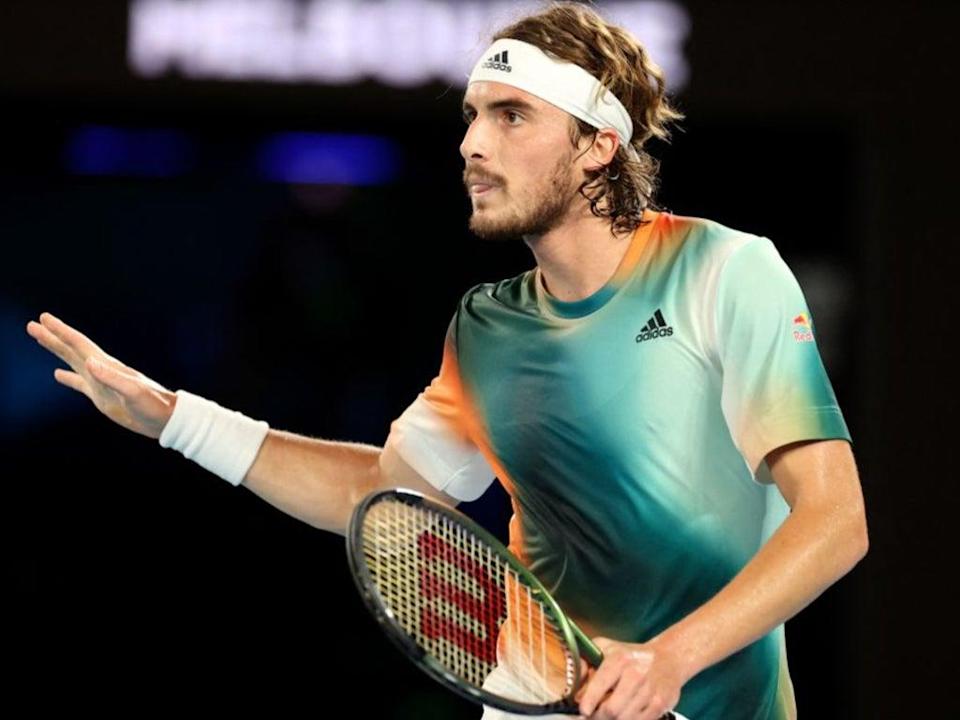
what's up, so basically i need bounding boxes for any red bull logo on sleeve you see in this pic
[793,312,814,343]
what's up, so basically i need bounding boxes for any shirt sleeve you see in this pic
[383,314,496,502]
[715,237,852,476]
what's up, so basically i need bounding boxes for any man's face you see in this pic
[460,81,584,242]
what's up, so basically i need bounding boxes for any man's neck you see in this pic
[524,211,634,303]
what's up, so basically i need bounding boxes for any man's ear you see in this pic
[582,128,620,172]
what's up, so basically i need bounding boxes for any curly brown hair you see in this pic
[492,1,684,235]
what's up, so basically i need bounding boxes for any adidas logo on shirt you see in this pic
[482,50,512,73]
[635,309,674,343]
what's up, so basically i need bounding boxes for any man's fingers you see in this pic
[28,320,82,370]
[98,353,135,374]
[87,357,141,397]
[632,684,670,720]
[593,664,649,719]
[637,693,672,720]
[39,312,102,357]
[53,368,92,399]
[578,659,622,716]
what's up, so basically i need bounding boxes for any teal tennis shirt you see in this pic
[386,208,852,719]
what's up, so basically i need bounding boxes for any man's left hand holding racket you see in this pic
[575,637,689,719]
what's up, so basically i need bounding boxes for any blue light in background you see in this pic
[257,133,400,185]
[64,127,400,185]
[65,126,194,178]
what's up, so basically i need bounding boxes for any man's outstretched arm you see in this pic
[27,312,461,538]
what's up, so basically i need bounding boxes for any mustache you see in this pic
[463,168,504,187]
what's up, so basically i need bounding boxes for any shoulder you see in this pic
[662,211,772,270]
[457,268,536,313]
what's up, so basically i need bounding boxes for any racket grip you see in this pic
[570,621,604,667]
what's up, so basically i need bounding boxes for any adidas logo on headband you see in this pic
[481,50,512,73]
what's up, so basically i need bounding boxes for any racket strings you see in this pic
[501,573,575,703]
[360,499,577,704]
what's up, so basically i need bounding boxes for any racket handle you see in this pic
[570,620,604,667]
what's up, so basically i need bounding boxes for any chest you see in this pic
[457,294,718,458]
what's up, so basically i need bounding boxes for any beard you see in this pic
[467,153,579,243]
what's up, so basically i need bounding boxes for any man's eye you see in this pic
[463,113,475,124]
[505,111,522,124]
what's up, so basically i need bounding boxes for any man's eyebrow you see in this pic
[462,98,539,114]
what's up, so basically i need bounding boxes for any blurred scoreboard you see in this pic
[128,0,690,89]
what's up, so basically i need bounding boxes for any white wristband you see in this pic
[158,389,270,486]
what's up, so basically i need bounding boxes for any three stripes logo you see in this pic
[482,50,512,73]
[636,309,674,343]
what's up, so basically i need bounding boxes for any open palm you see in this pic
[26,312,176,439]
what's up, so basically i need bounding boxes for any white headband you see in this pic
[467,38,635,150]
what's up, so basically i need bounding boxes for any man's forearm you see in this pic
[652,501,868,683]
[240,429,383,536]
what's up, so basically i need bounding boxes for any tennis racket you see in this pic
[346,488,684,718]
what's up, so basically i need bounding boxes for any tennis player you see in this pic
[27,3,867,719]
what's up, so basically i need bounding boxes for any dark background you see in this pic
[4,1,956,715]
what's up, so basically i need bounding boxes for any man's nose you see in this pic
[459,117,489,161]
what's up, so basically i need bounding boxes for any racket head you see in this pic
[346,488,587,715]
